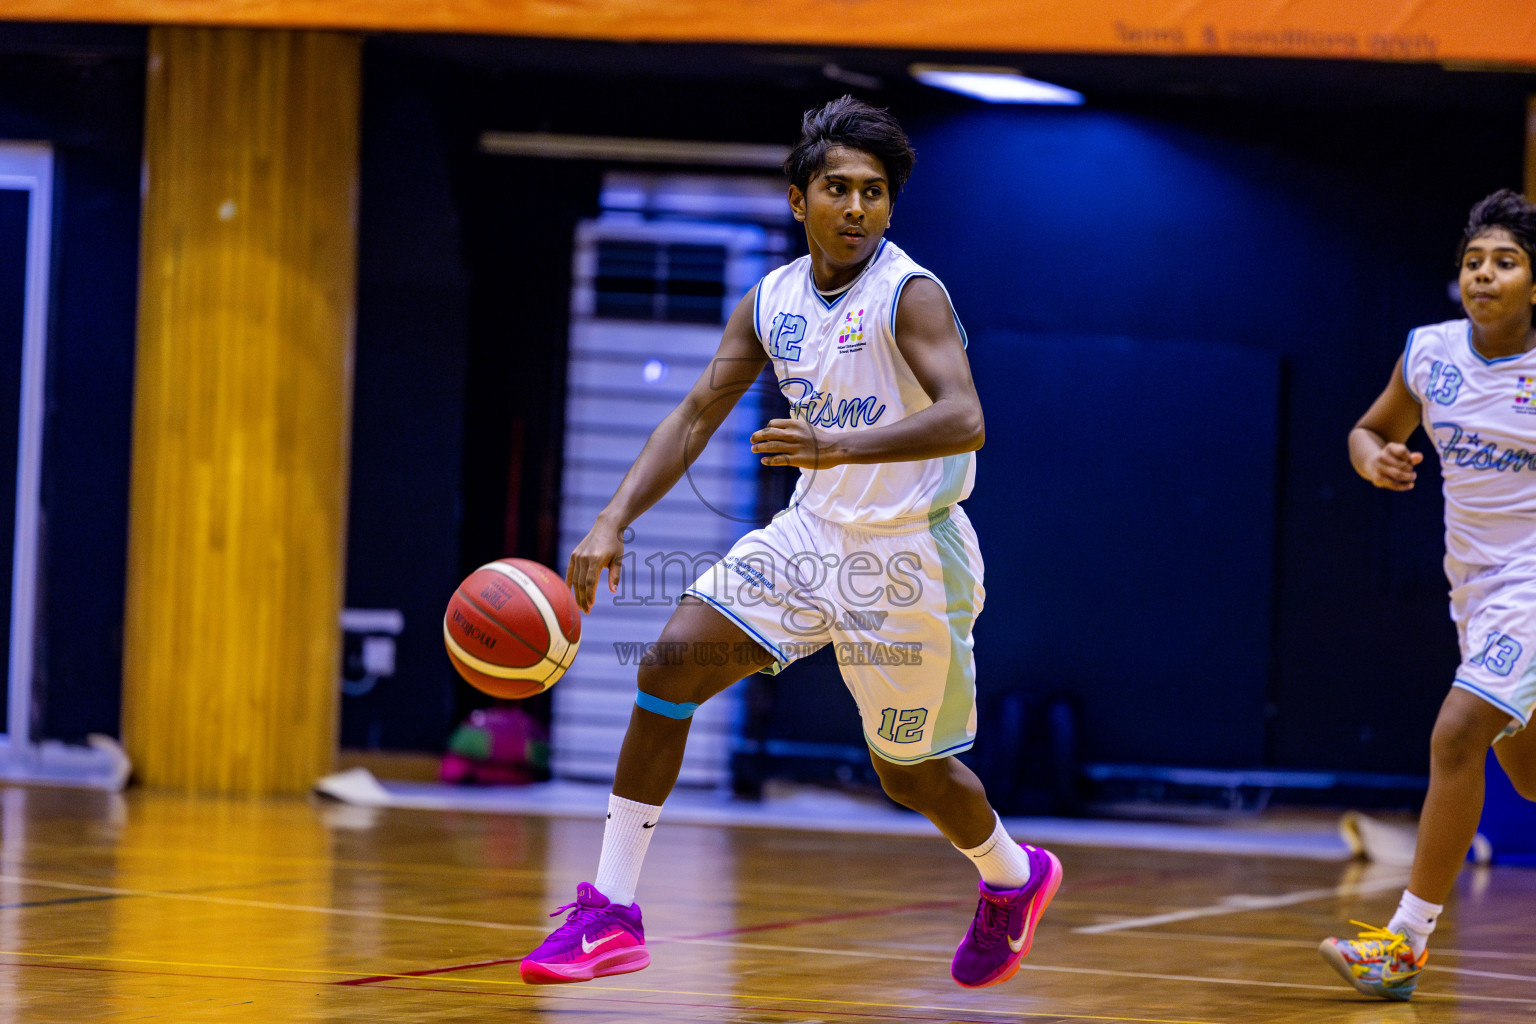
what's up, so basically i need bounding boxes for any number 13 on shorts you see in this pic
[1471,630,1524,676]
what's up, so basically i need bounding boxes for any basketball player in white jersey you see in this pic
[520,96,1062,989]
[1320,189,1536,1000]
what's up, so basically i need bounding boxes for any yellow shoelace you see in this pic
[1346,920,1410,959]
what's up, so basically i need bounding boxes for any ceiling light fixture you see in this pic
[909,64,1084,105]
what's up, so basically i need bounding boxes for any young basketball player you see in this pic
[519,96,1062,988]
[1320,189,1536,1001]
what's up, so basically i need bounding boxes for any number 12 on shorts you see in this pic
[1471,630,1524,676]
[877,707,929,744]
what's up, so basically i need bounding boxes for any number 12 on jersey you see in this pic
[768,312,806,360]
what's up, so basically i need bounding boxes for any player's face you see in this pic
[789,146,892,288]
[1459,228,1536,327]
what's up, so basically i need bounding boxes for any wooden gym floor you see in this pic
[0,782,1532,1023]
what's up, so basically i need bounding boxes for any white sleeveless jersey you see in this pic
[752,239,974,524]
[1403,318,1536,567]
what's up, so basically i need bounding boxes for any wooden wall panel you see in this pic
[123,27,360,794]
[1527,96,1536,201]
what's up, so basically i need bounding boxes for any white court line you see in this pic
[669,937,1536,1005]
[1073,872,1409,934]
[1436,965,1536,984]
[1106,928,1536,963]
[0,874,542,933]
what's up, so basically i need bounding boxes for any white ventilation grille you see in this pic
[554,201,787,789]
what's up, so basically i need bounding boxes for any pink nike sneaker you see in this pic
[951,845,1063,988]
[519,883,649,984]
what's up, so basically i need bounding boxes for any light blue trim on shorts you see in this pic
[635,691,699,719]
[903,508,978,763]
[1453,677,1531,727]
[681,586,788,671]
[868,736,975,765]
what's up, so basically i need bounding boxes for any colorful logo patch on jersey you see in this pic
[1515,376,1536,415]
[836,308,867,354]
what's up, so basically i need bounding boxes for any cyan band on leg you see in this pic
[635,691,699,719]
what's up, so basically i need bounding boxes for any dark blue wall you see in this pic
[890,101,1524,771]
[0,28,145,743]
[340,58,475,750]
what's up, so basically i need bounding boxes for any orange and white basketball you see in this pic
[442,558,581,699]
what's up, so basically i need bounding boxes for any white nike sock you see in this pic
[1387,889,1442,959]
[592,794,663,908]
[955,812,1032,890]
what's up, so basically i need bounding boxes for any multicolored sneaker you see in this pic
[1318,921,1427,1001]
[519,883,650,985]
[951,844,1063,988]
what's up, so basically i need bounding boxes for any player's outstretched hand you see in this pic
[1365,442,1423,491]
[751,418,837,469]
[566,523,624,614]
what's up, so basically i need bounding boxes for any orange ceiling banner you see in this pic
[4,0,1536,69]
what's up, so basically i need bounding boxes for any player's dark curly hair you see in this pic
[1456,188,1536,267]
[783,95,916,198]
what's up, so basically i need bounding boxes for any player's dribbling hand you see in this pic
[751,418,837,469]
[1366,442,1423,491]
[566,523,624,614]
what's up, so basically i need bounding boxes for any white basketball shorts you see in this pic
[684,503,985,764]
[1447,555,1536,739]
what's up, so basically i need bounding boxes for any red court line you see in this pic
[671,898,965,940]
[336,957,521,985]
[332,898,965,986]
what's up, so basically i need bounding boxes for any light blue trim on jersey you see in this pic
[635,691,700,719]
[751,278,765,344]
[1463,318,1531,366]
[892,272,969,348]
[933,453,973,510]
[811,284,849,311]
[807,238,889,311]
[681,586,789,667]
[1452,677,1531,726]
[1401,327,1422,402]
